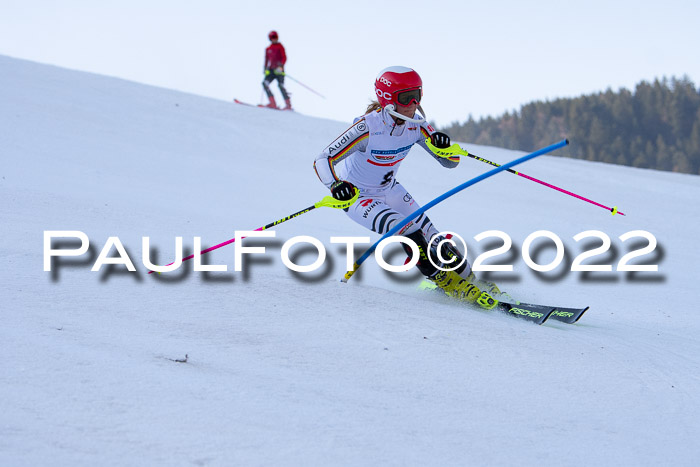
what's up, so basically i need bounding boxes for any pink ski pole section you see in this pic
[516,172,625,216]
[146,227,264,274]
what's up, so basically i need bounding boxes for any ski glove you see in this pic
[430,131,451,149]
[330,180,356,201]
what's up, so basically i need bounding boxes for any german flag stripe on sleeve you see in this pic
[329,132,369,163]
[327,158,338,181]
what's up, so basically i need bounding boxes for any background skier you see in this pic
[262,30,291,110]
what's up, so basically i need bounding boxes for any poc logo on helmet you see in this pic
[376,89,391,100]
[379,77,392,87]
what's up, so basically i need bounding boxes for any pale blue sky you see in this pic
[2,0,699,127]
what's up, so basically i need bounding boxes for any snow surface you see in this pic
[2,54,699,466]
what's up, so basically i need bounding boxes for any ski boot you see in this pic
[469,272,514,302]
[465,272,500,296]
[265,95,278,109]
[430,269,498,310]
[283,98,293,110]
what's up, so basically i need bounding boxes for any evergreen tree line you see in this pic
[443,76,700,175]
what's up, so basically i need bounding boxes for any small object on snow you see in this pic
[168,354,188,363]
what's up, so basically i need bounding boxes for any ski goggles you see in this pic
[396,88,422,106]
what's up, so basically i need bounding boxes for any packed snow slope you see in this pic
[2,54,699,466]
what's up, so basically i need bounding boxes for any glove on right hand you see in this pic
[330,180,356,201]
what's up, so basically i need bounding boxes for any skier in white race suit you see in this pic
[313,66,499,309]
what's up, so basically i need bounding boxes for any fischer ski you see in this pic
[495,301,554,325]
[418,280,587,325]
[519,302,589,324]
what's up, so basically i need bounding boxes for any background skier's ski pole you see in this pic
[426,138,624,216]
[342,139,569,283]
[283,73,326,99]
[148,190,358,274]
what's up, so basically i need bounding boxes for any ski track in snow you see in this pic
[1,55,700,466]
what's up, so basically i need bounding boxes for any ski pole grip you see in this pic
[424,138,467,160]
[316,187,360,209]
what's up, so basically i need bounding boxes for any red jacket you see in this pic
[264,43,287,71]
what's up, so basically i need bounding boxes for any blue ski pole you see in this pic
[341,139,570,282]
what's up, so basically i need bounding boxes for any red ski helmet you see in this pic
[374,66,423,108]
[268,30,278,41]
